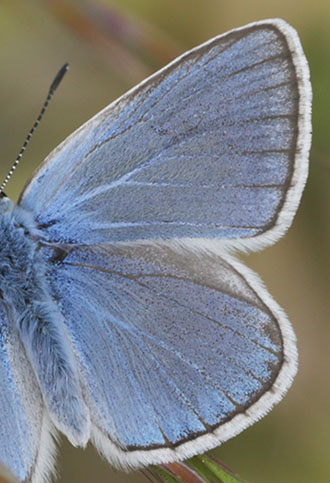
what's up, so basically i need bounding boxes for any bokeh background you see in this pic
[0,1,329,482]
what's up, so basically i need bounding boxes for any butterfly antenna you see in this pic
[0,63,69,194]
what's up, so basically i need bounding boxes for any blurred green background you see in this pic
[0,0,329,482]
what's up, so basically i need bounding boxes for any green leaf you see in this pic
[142,455,244,483]
[186,455,244,482]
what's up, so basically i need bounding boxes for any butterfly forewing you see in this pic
[19,20,309,250]
[0,307,54,482]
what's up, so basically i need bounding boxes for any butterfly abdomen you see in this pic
[0,199,90,447]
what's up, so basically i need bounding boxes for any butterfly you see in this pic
[0,18,311,483]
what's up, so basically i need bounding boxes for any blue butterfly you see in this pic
[0,18,311,482]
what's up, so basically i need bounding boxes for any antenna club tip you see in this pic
[50,63,70,92]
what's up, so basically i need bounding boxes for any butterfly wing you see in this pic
[18,19,311,251]
[14,18,310,470]
[0,306,56,482]
[47,242,296,468]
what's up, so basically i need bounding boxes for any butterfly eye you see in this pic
[0,192,13,215]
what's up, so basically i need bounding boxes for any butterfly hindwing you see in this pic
[47,241,296,468]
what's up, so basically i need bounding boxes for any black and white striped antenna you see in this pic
[0,63,69,195]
